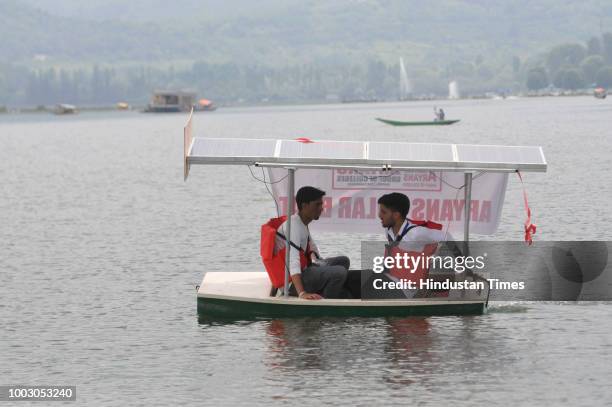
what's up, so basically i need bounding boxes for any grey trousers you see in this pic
[290,256,350,299]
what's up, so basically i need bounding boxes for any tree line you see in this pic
[526,33,612,90]
[1,32,612,108]
[2,61,410,106]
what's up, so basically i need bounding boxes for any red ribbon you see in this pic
[517,171,536,245]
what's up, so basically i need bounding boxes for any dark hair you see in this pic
[378,193,410,219]
[296,186,326,210]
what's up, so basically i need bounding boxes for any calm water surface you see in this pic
[1,97,612,406]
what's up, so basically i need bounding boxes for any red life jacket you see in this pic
[386,219,443,285]
[260,216,313,288]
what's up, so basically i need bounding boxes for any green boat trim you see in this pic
[198,296,486,319]
[197,272,488,319]
[376,118,460,126]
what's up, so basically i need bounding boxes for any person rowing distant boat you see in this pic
[434,106,445,121]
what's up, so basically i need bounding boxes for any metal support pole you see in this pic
[463,172,473,255]
[283,168,296,297]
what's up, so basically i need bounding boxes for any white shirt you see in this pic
[275,214,320,276]
[386,219,448,251]
[385,219,449,298]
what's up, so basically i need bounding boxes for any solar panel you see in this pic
[456,145,545,166]
[190,138,277,163]
[278,140,365,161]
[368,142,454,163]
[186,137,546,172]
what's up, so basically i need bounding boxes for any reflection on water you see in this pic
[195,303,612,406]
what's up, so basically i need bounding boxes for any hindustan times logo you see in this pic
[371,277,524,291]
[372,253,487,274]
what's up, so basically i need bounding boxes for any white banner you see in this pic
[269,169,508,235]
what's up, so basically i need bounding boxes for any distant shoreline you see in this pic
[0,91,605,115]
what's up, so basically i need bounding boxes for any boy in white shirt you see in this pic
[276,186,351,299]
[362,192,447,299]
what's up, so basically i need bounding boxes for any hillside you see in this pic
[1,1,612,106]
[5,0,612,66]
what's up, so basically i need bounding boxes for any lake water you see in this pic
[2,97,612,406]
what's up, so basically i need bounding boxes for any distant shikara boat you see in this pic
[194,98,217,112]
[594,88,607,99]
[53,104,78,115]
[376,118,460,126]
[183,110,547,319]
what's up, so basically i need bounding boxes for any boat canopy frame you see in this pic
[182,111,547,297]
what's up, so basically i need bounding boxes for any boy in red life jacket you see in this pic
[275,186,351,300]
[375,192,448,298]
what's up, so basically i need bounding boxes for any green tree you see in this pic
[0,72,6,107]
[603,33,612,63]
[587,36,601,55]
[477,65,494,81]
[595,66,612,88]
[553,68,585,90]
[446,61,475,78]
[365,60,387,94]
[580,55,605,85]
[526,68,548,90]
[547,43,587,74]
[512,56,521,75]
